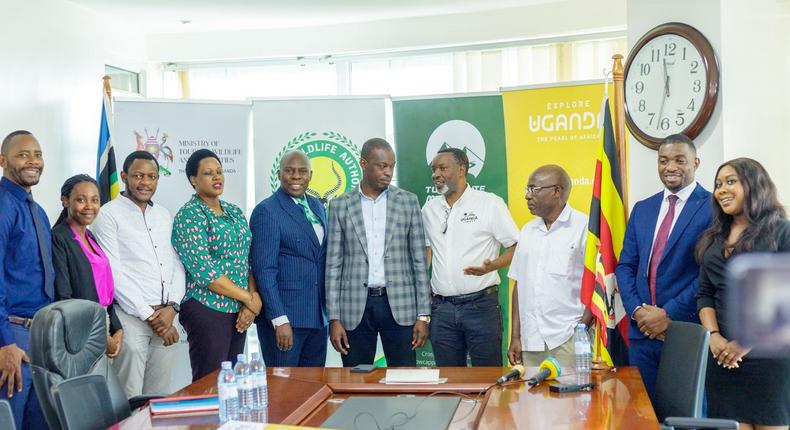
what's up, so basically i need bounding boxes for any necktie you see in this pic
[27,193,54,299]
[648,194,678,305]
[296,197,320,225]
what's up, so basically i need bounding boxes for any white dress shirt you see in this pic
[91,194,185,320]
[508,204,588,351]
[422,185,519,296]
[650,181,698,260]
[360,187,388,287]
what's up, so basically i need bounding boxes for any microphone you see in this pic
[496,365,525,385]
[527,356,562,386]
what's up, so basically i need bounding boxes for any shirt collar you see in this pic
[192,194,226,216]
[441,183,471,209]
[663,181,697,203]
[0,177,30,202]
[536,203,572,232]
[358,185,389,202]
[119,191,154,210]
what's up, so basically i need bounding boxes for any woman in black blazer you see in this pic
[51,174,123,357]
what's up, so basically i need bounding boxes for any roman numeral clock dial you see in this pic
[624,22,720,150]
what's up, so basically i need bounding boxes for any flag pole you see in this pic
[103,75,112,99]
[611,55,629,219]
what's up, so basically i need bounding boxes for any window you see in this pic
[105,65,140,94]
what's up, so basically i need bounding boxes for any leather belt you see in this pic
[368,287,387,297]
[8,316,34,329]
[434,285,498,304]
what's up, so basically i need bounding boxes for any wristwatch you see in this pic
[166,301,181,313]
[417,315,431,324]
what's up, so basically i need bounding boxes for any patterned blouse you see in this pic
[172,195,252,313]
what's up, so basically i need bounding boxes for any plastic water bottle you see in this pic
[249,352,269,411]
[574,323,592,384]
[217,361,239,423]
[234,354,254,417]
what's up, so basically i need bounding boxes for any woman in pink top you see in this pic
[51,174,123,357]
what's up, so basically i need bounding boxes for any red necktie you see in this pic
[648,194,678,305]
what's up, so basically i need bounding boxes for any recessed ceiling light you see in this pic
[180,19,192,25]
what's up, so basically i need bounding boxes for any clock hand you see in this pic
[657,59,669,130]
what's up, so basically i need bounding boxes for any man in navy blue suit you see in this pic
[616,134,712,400]
[250,150,328,366]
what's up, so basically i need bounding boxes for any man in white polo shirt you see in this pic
[507,165,591,370]
[422,148,518,367]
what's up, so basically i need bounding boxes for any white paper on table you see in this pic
[381,369,442,383]
[216,421,265,430]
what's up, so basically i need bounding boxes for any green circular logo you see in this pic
[270,131,361,203]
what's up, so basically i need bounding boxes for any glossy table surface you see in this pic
[116,366,658,429]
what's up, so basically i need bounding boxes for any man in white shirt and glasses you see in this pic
[92,151,185,398]
[422,148,518,367]
[506,165,592,370]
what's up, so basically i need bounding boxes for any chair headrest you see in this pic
[29,299,107,379]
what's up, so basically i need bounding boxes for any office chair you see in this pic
[0,399,15,430]
[654,321,710,422]
[29,299,155,430]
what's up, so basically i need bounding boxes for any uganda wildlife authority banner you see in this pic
[251,96,387,204]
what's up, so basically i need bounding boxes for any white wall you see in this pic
[146,0,627,62]
[0,0,146,219]
[627,0,790,208]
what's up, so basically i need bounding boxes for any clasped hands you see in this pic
[634,305,670,341]
[235,292,262,333]
[709,333,750,369]
[148,305,179,346]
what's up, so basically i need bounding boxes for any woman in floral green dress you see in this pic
[172,149,262,381]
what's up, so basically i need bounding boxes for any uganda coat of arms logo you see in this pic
[270,131,361,204]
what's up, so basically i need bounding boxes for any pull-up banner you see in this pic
[251,96,387,204]
[113,98,251,216]
[392,93,510,366]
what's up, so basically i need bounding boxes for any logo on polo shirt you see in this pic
[270,131,361,205]
[460,211,479,223]
[425,120,486,178]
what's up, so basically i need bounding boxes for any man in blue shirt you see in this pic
[0,130,53,429]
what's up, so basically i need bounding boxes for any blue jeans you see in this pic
[258,323,327,367]
[342,295,415,367]
[0,324,47,429]
[429,292,503,367]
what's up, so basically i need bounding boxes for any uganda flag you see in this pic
[97,82,119,205]
[580,99,629,366]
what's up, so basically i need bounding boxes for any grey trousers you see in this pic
[113,307,180,398]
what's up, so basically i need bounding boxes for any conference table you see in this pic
[117,366,659,429]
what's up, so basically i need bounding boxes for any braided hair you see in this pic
[54,174,99,227]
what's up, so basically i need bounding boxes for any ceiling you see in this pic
[69,0,558,33]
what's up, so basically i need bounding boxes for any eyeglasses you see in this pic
[441,208,450,234]
[525,184,561,195]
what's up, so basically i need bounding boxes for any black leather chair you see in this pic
[29,299,134,430]
[654,320,710,423]
[661,417,739,429]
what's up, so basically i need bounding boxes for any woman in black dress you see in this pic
[695,158,790,429]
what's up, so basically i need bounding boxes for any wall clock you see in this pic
[624,22,720,150]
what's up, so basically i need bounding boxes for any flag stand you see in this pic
[591,320,611,370]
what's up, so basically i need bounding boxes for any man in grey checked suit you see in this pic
[326,138,431,367]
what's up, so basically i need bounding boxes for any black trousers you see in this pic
[180,298,246,382]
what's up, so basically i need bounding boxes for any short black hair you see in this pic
[185,149,221,180]
[122,150,159,173]
[360,138,393,160]
[54,174,99,227]
[436,147,469,174]
[660,133,697,156]
[1,130,33,155]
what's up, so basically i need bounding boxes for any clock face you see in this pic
[625,34,708,141]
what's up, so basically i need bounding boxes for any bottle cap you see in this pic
[221,361,232,370]
[237,353,246,363]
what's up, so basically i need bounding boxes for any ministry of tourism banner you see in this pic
[113,98,252,216]
[392,93,511,365]
[251,96,387,204]
[502,81,611,228]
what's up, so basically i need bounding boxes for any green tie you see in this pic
[296,196,320,224]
